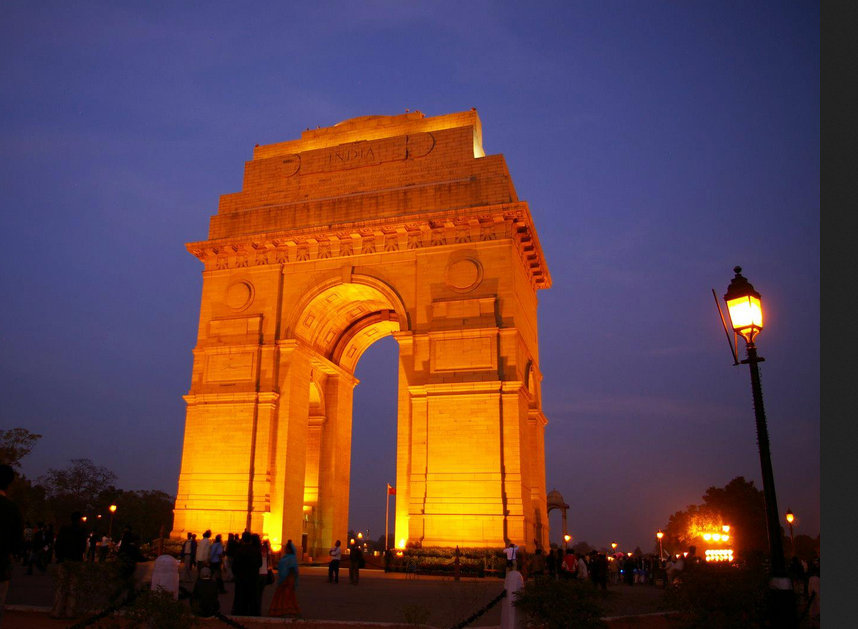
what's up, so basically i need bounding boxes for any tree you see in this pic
[662,476,767,559]
[106,489,175,542]
[0,427,42,469]
[39,458,118,524]
[571,541,593,555]
[700,477,767,554]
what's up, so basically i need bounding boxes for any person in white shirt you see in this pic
[196,529,212,575]
[503,542,518,570]
[328,540,342,583]
[576,553,589,580]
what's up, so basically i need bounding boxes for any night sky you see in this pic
[1,1,818,552]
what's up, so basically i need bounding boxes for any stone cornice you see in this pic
[186,202,551,289]
[183,391,280,405]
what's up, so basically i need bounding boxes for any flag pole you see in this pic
[385,483,391,551]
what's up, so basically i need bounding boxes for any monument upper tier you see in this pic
[192,109,550,289]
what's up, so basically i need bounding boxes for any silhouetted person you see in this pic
[349,542,364,584]
[231,531,262,615]
[623,556,635,585]
[51,511,88,618]
[191,566,220,617]
[0,464,24,626]
[209,533,226,593]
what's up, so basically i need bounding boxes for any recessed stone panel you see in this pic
[431,335,495,372]
[206,352,255,382]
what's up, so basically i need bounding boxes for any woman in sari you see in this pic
[268,539,300,617]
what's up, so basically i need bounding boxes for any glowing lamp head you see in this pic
[611,542,617,550]
[724,267,763,343]
[656,531,664,540]
[109,505,117,513]
[563,534,571,543]
[785,509,794,524]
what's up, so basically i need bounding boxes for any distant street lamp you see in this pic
[563,534,571,552]
[656,530,664,560]
[611,542,617,554]
[719,267,796,627]
[785,509,795,556]
[108,504,117,538]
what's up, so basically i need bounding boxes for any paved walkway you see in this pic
[3,562,673,628]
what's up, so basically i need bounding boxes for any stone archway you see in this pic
[172,110,552,556]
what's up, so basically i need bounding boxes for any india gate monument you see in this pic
[172,110,552,558]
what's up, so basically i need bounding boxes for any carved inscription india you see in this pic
[280,132,435,178]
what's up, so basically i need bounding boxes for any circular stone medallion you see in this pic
[225,281,254,311]
[445,258,483,292]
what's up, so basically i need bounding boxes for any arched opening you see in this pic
[288,278,407,372]
[348,335,398,549]
[285,279,405,557]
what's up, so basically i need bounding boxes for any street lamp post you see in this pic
[656,530,664,562]
[108,504,117,539]
[721,267,796,627]
[785,509,795,557]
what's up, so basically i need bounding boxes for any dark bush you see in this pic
[663,563,768,628]
[512,578,607,628]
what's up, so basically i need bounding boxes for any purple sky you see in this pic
[1,1,818,552]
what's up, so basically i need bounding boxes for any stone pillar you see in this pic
[394,331,413,550]
[314,369,357,558]
[500,384,526,544]
[267,341,312,551]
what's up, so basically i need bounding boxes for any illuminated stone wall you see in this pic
[173,110,552,556]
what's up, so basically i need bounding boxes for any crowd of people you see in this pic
[14,520,124,574]
[1,463,821,627]
[169,532,368,618]
[506,543,663,589]
[177,529,282,617]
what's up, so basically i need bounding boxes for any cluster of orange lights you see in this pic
[699,524,730,542]
[701,525,732,562]
[705,549,734,562]
[701,532,730,542]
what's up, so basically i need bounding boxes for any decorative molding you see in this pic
[188,203,550,289]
